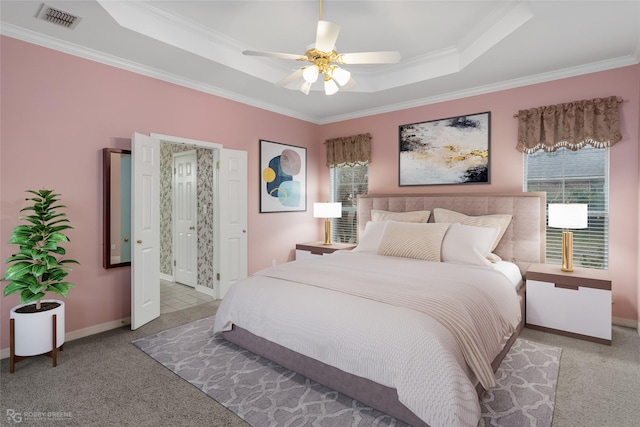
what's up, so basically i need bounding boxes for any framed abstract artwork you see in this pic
[260,140,307,213]
[399,111,491,186]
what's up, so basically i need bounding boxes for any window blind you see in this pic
[329,164,368,244]
[524,146,609,269]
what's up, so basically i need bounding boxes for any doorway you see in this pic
[159,142,215,296]
[131,132,247,329]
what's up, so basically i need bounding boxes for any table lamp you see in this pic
[548,203,588,272]
[313,202,342,245]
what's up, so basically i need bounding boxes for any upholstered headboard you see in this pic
[357,192,546,273]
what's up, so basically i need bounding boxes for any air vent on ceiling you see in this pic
[36,3,81,30]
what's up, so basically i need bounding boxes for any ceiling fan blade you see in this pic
[275,68,304,87]
[315,20,341,52]
[339,51,401,64]
[342,77,358,90]
[243,50,304,61]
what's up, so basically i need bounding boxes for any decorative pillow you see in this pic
[371,209,430,223]
[353,221,388,253]
[433,208,512,251]
[377,221,450,262]
[441,223,500,267]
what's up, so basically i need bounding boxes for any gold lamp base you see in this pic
[561,230,574,272]
[323,218,332,245]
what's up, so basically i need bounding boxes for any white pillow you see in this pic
[371,209,430,223]
[486,253,503,263]
[377,221,450,262]
[433,208,512,251]
[353,221,388,253]
[441,223,500,267]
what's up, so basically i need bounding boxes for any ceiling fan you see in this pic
[243,0,401,96]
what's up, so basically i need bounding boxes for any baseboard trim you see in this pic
[0,316,131,360]
[2,314,633,359]
[612,316,638,329]
[160,272,173,282]
[196,285,216,297]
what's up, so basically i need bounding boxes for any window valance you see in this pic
[516,96,622,154]
[325,133,372,167]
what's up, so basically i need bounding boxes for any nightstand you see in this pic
[295,241,356,260]
[525,263,611,345]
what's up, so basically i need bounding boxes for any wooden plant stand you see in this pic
[10,314,64,373]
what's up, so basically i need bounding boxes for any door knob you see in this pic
[189,226,195,230]
[242,229,247,233]
[124,237,129,242]
[137,240,142,244]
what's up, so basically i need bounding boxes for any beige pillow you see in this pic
[377,221,450,262]
[371,209,430,223]
[433,208,512,251]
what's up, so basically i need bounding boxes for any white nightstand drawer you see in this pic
[526,279,611,340]
[295,249,318,260]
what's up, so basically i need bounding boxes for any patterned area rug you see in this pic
[133,317,561,427]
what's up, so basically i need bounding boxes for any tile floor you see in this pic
[160,279,216,314]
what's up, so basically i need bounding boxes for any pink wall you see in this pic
[0,37,322,350]
[320,65,640,324]
[1,36,638,353]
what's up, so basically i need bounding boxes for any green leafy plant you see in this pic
[3,190,79,309]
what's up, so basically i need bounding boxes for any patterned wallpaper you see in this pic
[160,143,216,289]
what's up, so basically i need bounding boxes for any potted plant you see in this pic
[3,189,79,371]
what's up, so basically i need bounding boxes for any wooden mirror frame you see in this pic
[103,148,132,269]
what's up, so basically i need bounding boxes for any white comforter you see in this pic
[213,251,521,427]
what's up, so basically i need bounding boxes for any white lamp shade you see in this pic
[548,204,588,229]
[332,67,351,86]
[324,78,339,95]
[302,65,319,83]
[314,202,342,218]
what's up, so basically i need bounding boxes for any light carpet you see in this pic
[133,317,561,427]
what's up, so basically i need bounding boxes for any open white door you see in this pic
[131,133,160,329]
[218,149,248,299]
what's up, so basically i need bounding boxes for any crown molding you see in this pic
[0,23,318,123]
[316,55,639,125]
[2,23,637,126]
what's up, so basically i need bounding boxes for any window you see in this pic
[524,146,609,269]
[330,164,368,243]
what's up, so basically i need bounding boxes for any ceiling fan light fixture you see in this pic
[324,77,339,95]
[298,80,312,95]
[332,66,351,86]
[302,65,319,83]
[243,0,400,96]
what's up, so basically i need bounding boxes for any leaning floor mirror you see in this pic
[103,148,132,268]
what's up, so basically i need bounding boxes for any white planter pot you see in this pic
[10,299,65,356]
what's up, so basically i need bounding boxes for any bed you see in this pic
[213,192,546,427]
